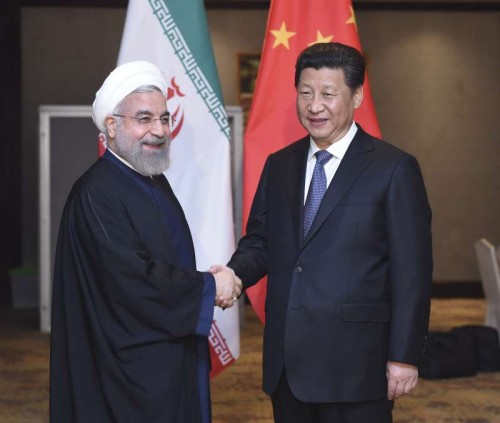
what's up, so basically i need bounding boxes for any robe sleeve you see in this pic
[63,178,213,352]
[196,273,216,336]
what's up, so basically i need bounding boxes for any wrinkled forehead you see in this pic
[120,90,169,115]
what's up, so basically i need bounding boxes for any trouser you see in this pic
[271,372,393,423]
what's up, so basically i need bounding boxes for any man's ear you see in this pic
[353,86,364,109]
[105,116,117,139]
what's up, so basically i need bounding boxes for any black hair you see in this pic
[294,42,365,92]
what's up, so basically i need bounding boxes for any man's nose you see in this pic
[308,95,325,113]
[150,118,170,137]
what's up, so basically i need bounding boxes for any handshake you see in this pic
[210,265,242,309]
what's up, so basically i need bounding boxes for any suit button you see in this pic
[294,266,303,273]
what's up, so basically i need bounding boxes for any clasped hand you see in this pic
[210,265,242,309]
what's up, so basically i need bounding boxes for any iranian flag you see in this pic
[244,0,382,323]
[116,0,238,376]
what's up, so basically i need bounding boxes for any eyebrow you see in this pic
[134,109,170,117]
[299,82,336,88]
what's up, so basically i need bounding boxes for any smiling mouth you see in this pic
[308,118,328,125]
[142,140,166,150]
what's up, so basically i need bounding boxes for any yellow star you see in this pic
[308,30,334,46]
[346,6,358,31]
[270,21,296,49]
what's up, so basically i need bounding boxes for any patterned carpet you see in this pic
[1,299,499,423]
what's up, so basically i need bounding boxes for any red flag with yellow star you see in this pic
[243,0,381,323]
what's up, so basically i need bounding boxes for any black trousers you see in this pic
[271,372,393,423]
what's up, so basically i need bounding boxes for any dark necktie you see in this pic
[303,150,333,239]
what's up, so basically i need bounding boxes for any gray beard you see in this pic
[112,133,170,177]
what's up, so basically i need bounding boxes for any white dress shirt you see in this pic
[303,121,358,204]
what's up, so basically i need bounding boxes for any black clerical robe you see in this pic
[50,150,215,423]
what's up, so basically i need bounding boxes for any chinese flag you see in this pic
[243,0,381,323]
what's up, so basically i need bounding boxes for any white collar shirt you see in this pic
[304,121,358,204]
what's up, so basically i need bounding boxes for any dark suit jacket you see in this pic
[229,125,433,403]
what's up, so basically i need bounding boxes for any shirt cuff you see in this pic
[195,272,216,336]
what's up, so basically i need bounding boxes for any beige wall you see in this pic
[207,9,268,105]
[22,7,500,281]
[357,11,500,280]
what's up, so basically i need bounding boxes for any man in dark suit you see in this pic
[214,42,432,422]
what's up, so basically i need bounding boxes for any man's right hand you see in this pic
[210,265,242,309]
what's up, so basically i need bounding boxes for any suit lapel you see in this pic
[286,137,310,250]
[303,128,374,246]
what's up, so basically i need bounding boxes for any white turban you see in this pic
[92,61,167,133]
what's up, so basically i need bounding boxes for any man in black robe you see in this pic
[50,61,240,423]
